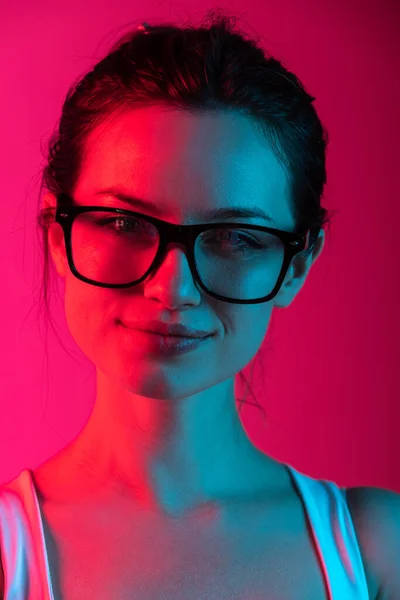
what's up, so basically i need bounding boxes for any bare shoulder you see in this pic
[345,485,400,600]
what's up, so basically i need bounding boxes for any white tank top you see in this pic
[0,465,370,599]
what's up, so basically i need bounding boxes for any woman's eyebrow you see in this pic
[94,188,276,224]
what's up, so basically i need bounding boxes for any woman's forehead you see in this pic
[77,107,294,228]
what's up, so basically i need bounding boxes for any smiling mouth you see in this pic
[142,330,208,339]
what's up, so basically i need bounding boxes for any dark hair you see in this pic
[32,9,333,431]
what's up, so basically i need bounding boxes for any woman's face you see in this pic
[45,106,324,401]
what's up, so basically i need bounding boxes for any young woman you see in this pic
[1,12,398,599]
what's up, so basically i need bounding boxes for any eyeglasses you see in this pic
[54,193,311,305]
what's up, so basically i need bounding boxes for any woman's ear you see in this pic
[273,229,325,308]
[42,193,68,279]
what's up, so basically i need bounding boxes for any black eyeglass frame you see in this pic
[54,193,311,305]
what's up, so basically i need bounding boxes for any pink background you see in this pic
[1,0,399,491]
